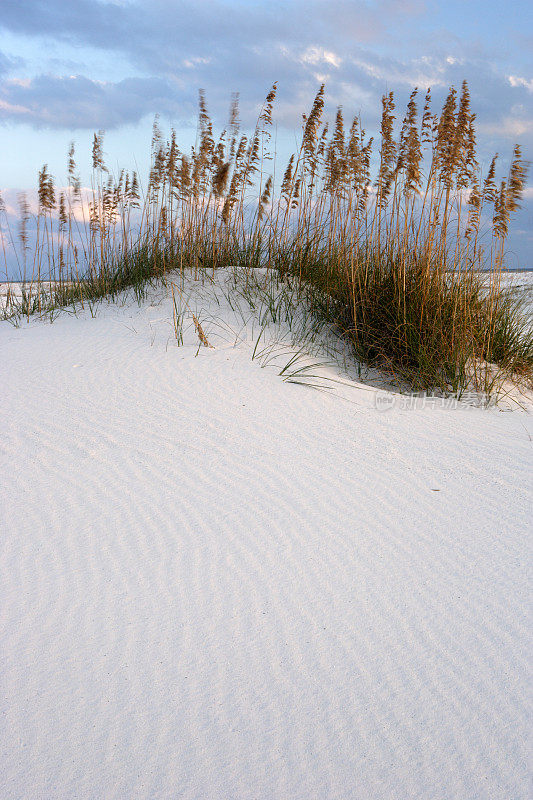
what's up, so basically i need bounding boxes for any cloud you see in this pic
[0,0,531,160]
[479,116,533,139]
[508,75,533,92]
[0,74,189,129]
[299,47,343,70]
[0,51,531,155]
[0,0,429,92]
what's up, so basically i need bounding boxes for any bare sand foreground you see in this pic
[1,271,531,799]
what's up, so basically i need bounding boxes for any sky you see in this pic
[0,0,532,271]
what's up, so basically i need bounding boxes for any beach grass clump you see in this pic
[484,289,533,378]
[1,81,530,396]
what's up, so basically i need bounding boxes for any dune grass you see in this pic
[1,81,531,396]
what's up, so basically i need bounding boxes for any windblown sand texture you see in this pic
[1,272,531,799]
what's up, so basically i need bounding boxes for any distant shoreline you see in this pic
[2,267,532,284]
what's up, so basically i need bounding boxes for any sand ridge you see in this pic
[1,273,531,799]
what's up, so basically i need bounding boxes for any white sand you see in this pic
[1,271,532,799]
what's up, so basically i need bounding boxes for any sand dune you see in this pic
[1,272,531,799]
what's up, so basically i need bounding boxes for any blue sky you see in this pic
[0,0,532,268]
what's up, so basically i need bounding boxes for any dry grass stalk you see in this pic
[2,80,530,394]
[192,314,213,348]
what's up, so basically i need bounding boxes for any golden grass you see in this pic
[1,80,531,395]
